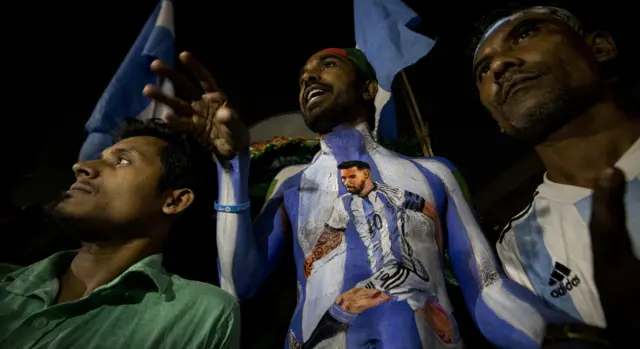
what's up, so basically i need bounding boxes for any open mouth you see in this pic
[304,84,330,108]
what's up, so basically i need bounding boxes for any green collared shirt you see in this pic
[0,251,240,349]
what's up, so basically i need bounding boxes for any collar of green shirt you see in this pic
[2,251,171,298]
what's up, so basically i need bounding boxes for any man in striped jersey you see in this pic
[148,48,568,349]
[472,3,640,346]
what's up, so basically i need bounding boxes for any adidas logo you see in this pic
[548,262,581,298]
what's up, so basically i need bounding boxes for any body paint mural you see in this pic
[291,160,457,348]
[218,124,562,349]
[273,127,465,349]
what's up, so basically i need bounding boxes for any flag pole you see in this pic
[399,70,434,156]
[150,76,163,119]
[402,90,430,156]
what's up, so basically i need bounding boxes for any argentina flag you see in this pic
[354,0,435,141]
[79,0,175,161]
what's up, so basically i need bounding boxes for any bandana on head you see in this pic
[314,48,377,81]
[473,6,584,64]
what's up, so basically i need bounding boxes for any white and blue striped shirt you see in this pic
[497,137,640,328]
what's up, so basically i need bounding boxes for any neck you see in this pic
[358,180,375,198]
[320,121,378,163]
[57,237,160,303]
[535,99,640,188]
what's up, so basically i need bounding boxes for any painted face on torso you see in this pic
[340,167,370,195]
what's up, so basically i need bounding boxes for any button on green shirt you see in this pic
[0,251,240,349]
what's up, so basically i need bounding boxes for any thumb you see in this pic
[590,167,629,258]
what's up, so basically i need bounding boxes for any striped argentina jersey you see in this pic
[326,182,437,310]
[497,137,640,328]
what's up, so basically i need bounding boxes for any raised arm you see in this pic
[413,158,569,349]
[216,156,303,300]
[140,51,300,301]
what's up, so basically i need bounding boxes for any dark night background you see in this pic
[4,1,637,347]
[7,0,635,211]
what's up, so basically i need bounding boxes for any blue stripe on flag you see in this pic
[354,0,435,141]
[377,95,397,141]
[79,0,175,161]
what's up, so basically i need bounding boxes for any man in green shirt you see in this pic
[0,118,240,349]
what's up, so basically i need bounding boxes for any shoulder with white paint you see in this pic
[374,181,404,204]
[335,192,354,208]
[410,156,459,191]
[265,164,308,201]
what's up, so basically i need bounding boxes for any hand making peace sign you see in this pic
[142,51,250,159]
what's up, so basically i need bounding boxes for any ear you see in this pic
[586,31,617,63]
[362,80,379,101]
[162,188,195,216]
[363,169,371,179]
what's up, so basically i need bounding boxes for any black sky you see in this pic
[7,0,635,206]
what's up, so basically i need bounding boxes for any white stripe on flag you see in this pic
[156,0,174,33]
[138,79,175,121]
[79,0,176,161]
[140,0,175,121]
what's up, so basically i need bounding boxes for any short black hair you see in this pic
[116,118,215,196]
[115,118,218,282]
[338,160,371,171]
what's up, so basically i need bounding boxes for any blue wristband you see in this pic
[215,201,251,213]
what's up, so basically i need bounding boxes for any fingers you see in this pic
[190,100,236,158]
[197,94,249,156]
[150,59,201,101]
[201,92,227,112]
[213,104,251,148]
[162,113,194,133]
[143,84,195,116]
[146,52,250,159]
[210,116,236,158]
[180,51,220,93]
[336,288,391,313]
[590,167,630,260]
[213,139,236,158]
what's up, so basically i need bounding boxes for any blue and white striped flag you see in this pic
[79,0,175,161]
[354,0,435,141]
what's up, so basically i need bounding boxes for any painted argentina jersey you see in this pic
[216,123,568,349]
[497,137,640,329]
